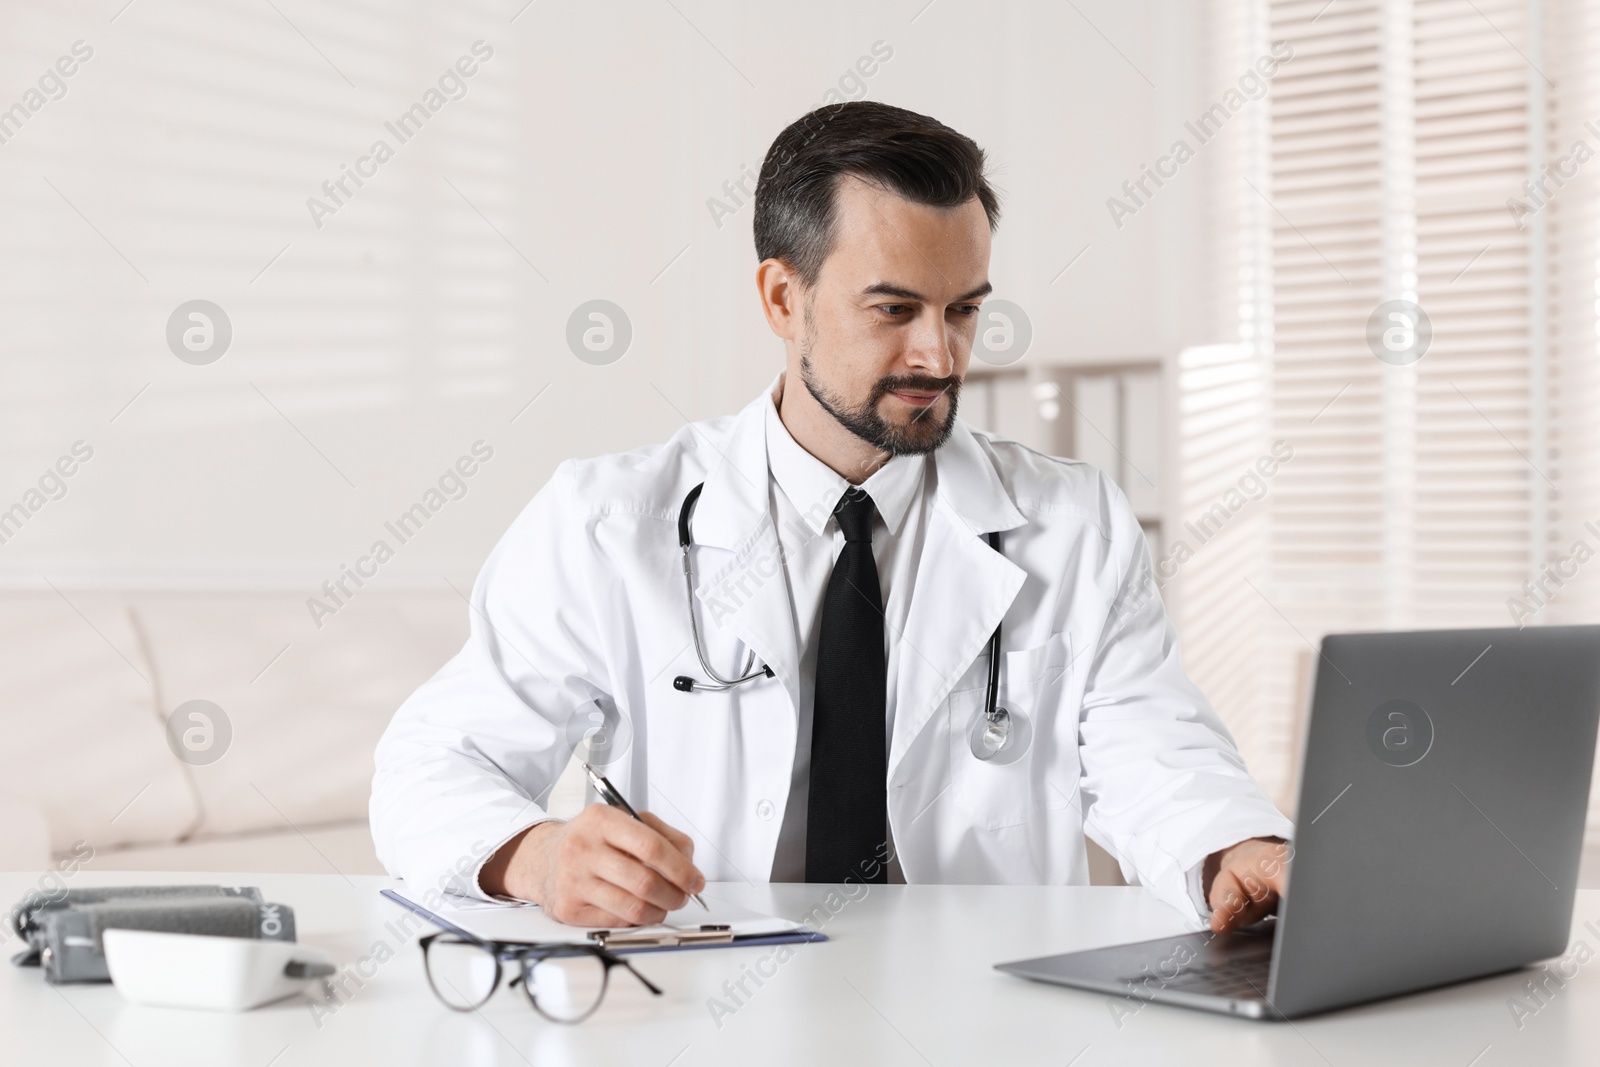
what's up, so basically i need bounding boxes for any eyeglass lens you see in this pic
[521,951,611,1023]
[424,937,501,1011]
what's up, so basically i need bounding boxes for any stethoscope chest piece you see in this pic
[965,528,1032,765]
[967,702,1033,764]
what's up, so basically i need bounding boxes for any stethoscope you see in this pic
[669,482,1023,762]
[671,483,774,693]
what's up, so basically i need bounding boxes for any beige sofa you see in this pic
[0,588,587,877]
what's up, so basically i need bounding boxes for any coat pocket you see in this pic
[947,632,1076,830]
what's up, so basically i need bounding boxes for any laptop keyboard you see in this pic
[1121,942,1273,1000]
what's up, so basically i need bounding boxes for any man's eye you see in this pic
[878,304,910,316]
[953,304,981,316]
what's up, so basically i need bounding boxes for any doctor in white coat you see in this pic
[371,101,1292,933]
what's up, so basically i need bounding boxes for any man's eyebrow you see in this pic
[860,281,993,303]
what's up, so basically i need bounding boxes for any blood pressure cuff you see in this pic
[8,885,297,984]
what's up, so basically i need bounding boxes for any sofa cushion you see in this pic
[127,591,467,839]
[0,593,198,857]
[85,819,383,875]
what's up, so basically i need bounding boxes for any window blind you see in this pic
[1186,0,1600,815]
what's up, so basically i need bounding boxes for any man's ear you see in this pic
[756,258,803,340]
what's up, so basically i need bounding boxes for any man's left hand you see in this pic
[1204,837,1290,934]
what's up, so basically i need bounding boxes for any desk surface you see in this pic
[2,871,1595,1066]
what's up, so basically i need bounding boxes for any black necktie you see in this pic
[806,487,888,884]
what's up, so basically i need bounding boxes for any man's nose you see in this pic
[902,315,956,378]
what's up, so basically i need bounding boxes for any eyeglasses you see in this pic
[419,932,663,1024]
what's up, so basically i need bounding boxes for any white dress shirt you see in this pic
[762,392,928,882]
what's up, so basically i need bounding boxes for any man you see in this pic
[371,101,1292,934]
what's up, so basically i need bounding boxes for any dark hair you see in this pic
[753,101,1001,287]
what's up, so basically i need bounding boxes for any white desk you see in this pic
[3,871,1596,1065]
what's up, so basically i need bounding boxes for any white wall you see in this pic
[0,0,1219,593]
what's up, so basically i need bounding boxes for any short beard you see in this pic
[799,348,961,458]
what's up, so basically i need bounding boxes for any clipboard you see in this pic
[379,888,827,956]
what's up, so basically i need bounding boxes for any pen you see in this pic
[582,762,708,911]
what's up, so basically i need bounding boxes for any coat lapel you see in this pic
[888,421,1028,778]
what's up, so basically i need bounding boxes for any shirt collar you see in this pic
[764,386,925,539]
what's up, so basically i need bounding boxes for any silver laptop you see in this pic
[996,626,1600,1019]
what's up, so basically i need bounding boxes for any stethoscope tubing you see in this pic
[673,483,773,692]
[981,530,1005,726]
[672,482,1006,733]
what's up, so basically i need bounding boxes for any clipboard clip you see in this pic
[589,924,733,949]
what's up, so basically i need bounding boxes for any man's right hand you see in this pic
[478,804,706,927]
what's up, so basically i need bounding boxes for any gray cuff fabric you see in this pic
[1186,860,1211,918]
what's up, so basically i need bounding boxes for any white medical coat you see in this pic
[370,387,1293,920]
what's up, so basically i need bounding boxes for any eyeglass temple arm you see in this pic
[617,956,664,996]
[507,946,663,997]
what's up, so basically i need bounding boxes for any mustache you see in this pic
[869,374,961,406]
